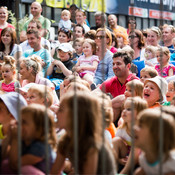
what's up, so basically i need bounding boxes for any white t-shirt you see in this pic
[139,151,175,175]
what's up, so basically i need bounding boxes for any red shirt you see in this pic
[99,74,139,98]
[0,23,15,40]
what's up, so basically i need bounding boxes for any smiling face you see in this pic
[58,50,70,62]
[82,41,93,57]
[58,31,69,43]
[74,26,84,38]
[166,81,175,102]
[0,8,8,22]
[27,33,40,49]
[147,30,159,46]
[1,31,12,45]
[30,2,42,18]
[75,11,85,25]
[143,81,160,107]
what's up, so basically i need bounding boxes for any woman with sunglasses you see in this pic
[93,28,115,86]
[51,28,72,60]
[0,6,15,40]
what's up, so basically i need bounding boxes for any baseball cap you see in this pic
[58,43,74,52]
[0,92,27,120]
[145,76,168,102]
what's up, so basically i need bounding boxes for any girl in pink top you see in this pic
[0,56,20,92]
[155,47,175,78]
[73,38,99,84]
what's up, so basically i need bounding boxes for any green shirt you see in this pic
[23,15,51,39]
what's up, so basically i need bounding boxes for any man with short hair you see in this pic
[20,19,51,52]
[73,24,85,39]
[20,2,51,42]
[23,30,52,76]
[108,14,128,38]
[91,12,109,30]
[99,51,139,98]
[162,24,175,53]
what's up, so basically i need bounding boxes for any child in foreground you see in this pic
[112,97,148,170]
[134,108,175,175]
[1,104,57,174]
[51,91,116,174]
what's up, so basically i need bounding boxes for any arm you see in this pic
[82,148,98,174]
[168,67,174,77]
[72,60,81,72]
[47,61,55,76]
[14,51,22,60]
[56,60,72,77]
[79,60,98,72]
[134,167,146,175]
[50,149,66,175]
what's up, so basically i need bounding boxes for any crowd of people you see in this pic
[0,1,175,174]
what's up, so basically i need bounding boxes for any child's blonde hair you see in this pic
[120,97,148,129]
[126,80,144,98]
[145,45,157,58]
[21,104,57,150]
[83,38,96,55]
[61,9,71,18]
[137,108,175,160]
[2,56,16,72]
[28,84,54,107]
[157,46,170,61]
[140,67,158,78]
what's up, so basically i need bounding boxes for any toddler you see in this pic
[58,9,71,30]
[2,104,57,174]
[73,38,99,84]
[72,38,84,64]
[144,45,157,67]
[112,97,148,168]
[0,56,20,92]
[140,67,158,83]
[155,46,175,78]
[134,108,175,175]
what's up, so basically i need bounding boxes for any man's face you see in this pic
[112,56,129,77]
[27,22,37,31]
[108,15,117,27]
[30,2,42,17]
[27,33,40,49]
[163,27,173,43]
[95,16,103,28]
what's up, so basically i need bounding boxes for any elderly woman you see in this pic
[94,28,115,85]
[0,27,22,61]
[0,6,15,38]
[19,55,59,104]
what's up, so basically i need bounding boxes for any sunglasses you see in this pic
[0,6,7,10]
[129,35,138,39]
[60,27,70,33]
[96,35,105,39]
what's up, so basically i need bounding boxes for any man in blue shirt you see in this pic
[23,29,52,77]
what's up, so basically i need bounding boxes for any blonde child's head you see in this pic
[61,9,71,21]
[83,38,96,55]
[140,67,158,83]
[121,45,135,60]
[166,80,175,102]
[124,80,144,98]
[156,46,170,64]
[121,97,148,129]
[21,104,57,150]
[1,56,16,80]
[27,84,54,107]
[136,108,175,159]
[144,45,157,60]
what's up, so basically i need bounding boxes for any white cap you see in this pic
[145,76,168,102]
[58,43,74,52]
[18,83,37,93]
[0,92,27,120]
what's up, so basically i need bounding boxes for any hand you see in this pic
[41,59,46,67]
[9,120,18,140]
[118,156,128,165]
[76,67,82,72]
